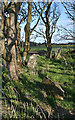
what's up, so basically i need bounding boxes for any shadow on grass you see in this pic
[2,51,75,119]
[48,70,74,76]
[53,105,75,120]
[61,85,75,104]
[37,62,75,119]
[19,73,44,102]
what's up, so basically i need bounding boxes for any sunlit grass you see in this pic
[2,46,75,119]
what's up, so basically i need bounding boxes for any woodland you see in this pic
[0,1,75,120]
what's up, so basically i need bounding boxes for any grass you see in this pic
[2,45,75,119]
[30,45,47,52]
[30,44,75,52]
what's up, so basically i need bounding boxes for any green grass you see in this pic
[30,44,75,52]
[30,45,47,52]
[2,46,75,119]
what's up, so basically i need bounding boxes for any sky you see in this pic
[20,2,74,44]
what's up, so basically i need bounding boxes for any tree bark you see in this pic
[45,22,52,59]
[45,3,52,59]
[17,22,22,65]
[7,5,18,80]
[23,2,32,64]
[2,4,6,66]
[46,38,52,59]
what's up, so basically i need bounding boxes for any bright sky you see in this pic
[20,2,73,44]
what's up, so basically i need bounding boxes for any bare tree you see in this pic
[34,1,60,59]
[22,2,47,64]
[60,0,75,21]
[56,1,75,42]
[55,25,75,42]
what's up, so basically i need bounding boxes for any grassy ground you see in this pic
[2,45,75,119]
[30,44,75,52]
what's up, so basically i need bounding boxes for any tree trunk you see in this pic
[45,3,53,59]
[2,38,6,66]
[2,5,6,66]
[23,33,31,63]
[23,2,32,64]
[7,6,18,80]
[46,23,52,59]
[17,22,22,65]
[47,38,52,59]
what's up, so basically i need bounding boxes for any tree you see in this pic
[22,2,47,64]
[60,0,75,21]
[16,22,22,65]
[3,2,22,80]
[23,2,32,63]
[34,1,60,59]
[56,1,75,42]
[1,3,6,66]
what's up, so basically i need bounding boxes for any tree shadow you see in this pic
[19,73,44,103]
[61,85,75,103]
[53,105,75,120]
[48,70,74,76]
[38,66,75,119]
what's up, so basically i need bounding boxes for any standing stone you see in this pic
[55,48,62,59]
[27,54,39,69]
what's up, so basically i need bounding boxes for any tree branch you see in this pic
[30,3,47,34]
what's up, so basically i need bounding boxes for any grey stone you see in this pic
[54,48,62,59]
[42,76,65,100]
[27,54,39,69]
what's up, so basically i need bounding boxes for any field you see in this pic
[30,44,75,52]
[2,45,75,119]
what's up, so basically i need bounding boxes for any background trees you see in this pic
[56,1,75,42]
[1,0,74,80]
[60,0,75,21]
[34,1,60,59]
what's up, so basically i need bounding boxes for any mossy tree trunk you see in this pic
[2,2,22,79]
[2,4,6,66]
[23,2,32,64]
[23,2,45,64]
[7,5,18,80]
[17,22,22,65]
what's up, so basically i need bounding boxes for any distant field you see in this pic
[30,44,75,52]
[30,45,47,52]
